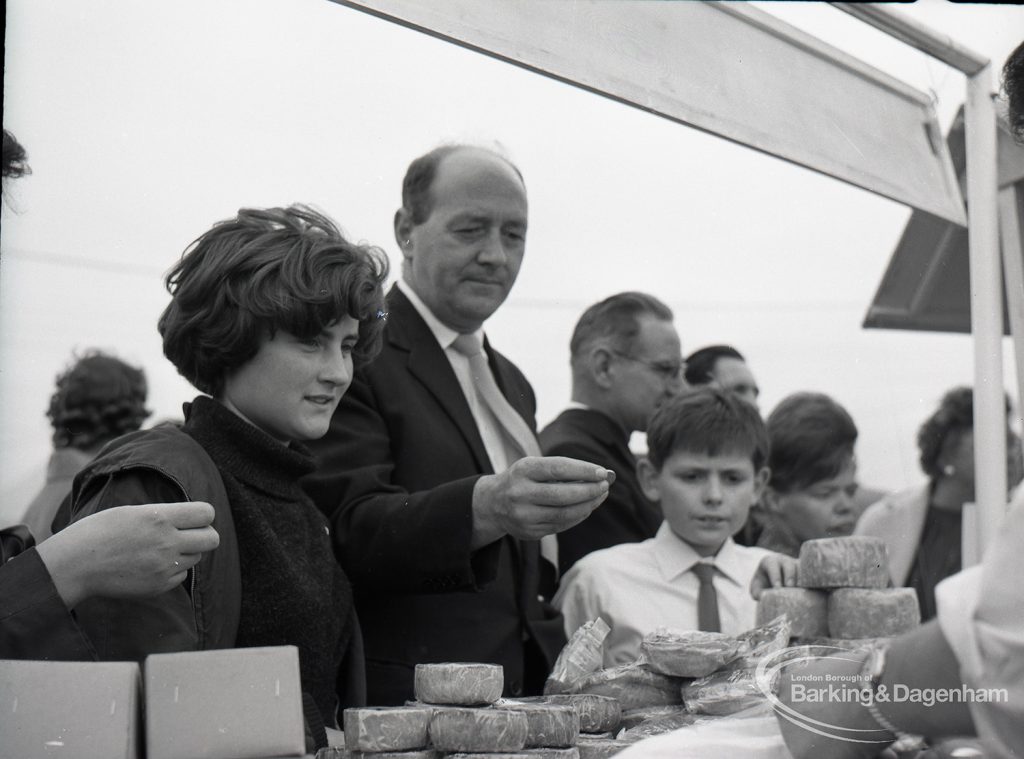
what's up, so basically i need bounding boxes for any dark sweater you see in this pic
[186,397,353,725]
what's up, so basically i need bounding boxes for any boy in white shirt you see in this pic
[554,387,774,666]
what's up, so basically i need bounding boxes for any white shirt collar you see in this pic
[651,521,745,587]
[398,278,484,349]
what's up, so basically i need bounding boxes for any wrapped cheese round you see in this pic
[541,694,621,734]
[798,537,889,589]
[828,588,921,639]
[641,629,742,678]
[344,706,432,751]
[414,663,503,705]
[498,701,580,747]
[429,707,528,753]
[756,588,828,638]
[349,751,439,759]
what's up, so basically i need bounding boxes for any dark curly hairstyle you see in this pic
[401,144,524,225]
[646,386,768,472]
[1002,39,1024,145]
[767,392,858,494]
[2,129,31,192]
[916,386,1015,480]
[159,205,390,397]
[47,351,151,450]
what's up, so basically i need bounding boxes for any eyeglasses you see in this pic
[610,349,686,381]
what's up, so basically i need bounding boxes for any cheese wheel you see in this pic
[498,701,580,747]
[575,735,632,758]
[540,694,621,734]
[828,588,921,639]
[414,663,504,705]
[756,588,829,638]
[798,537,889,589]
[448,750,580,759]
[343,706,432,751]
[641,630,742,678]
[348,751,439,759]
[429,707,529,753]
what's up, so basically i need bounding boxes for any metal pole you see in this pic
[966,66,1006,555]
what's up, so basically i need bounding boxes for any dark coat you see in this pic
[303,286,566,705]
[539,408,663,575]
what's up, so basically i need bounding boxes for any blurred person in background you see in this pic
[540,291,683,574]
[683,344,759,409]
[1,128,218,661]
[856,386,1023,621]
[20,351,150,540]
[757,392,860,557]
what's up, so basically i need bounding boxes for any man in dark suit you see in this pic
[540,293,683,575]
[304,145,611,706]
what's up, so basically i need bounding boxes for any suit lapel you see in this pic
[387,286,494,474]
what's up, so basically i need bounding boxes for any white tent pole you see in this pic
[833,3,1005,551]
[965,67,1006,554]
[998,186,1024,474]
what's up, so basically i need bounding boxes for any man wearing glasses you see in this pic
[540,292,685,575]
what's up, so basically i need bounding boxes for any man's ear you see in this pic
[637,456,662,502]
[753,466,771,504]
[394,207,415,262]
[590,347,615,390]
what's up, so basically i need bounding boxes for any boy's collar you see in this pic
[653,522,746,586]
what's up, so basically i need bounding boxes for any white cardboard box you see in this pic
[144,645,306,759]
[0,659,141,759]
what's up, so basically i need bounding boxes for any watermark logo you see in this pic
[753,645,1008,745]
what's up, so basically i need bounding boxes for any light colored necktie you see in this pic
[451,332,542,460]
[451,332,559,575]
[692,563,721,632]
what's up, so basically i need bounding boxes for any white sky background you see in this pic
[1,0,1022,526]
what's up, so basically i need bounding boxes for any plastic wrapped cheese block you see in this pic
[641,629,743,678]
[756,589,829,638]
[575,735,633,758]
[414,663,504,705]
[429,707,529,753]
[681,668,770,716]
[448,750,580,759]
[348,751,439,759]
[828,588,921,639]
[798,537,889,589]
[546,618,611,695]
[618,705,688,730]
[569,662,683,712]
[540,694,622,734]
[792,637,891,652]
[344,706,433,751]
[497,700,580,747]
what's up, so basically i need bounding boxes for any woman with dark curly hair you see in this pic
[57,204,388,744]
[856,386,1022,620]
[20,352,151,540]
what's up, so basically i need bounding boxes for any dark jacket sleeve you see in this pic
[304,366,499,595]
[0,541,96,660]
[66,470,202,662]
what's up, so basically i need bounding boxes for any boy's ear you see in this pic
[637,456,662,502]
[752,466,771,503]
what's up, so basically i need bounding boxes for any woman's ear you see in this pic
[637,456,662,502]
